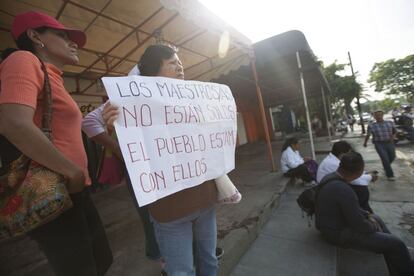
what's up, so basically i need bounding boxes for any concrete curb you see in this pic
[217,177,292,276]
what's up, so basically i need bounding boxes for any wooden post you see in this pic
[250,55,277,172]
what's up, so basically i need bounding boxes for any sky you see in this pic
[199,0,414,101]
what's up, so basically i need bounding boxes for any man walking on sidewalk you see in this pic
[363,110,396,181]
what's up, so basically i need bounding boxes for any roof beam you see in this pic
[1,3,210,61]
[185,47,235,72]
[0,9,14,18]
[67,0,135,28]
[177,30,207,46]
[80,13,179,94]
[77,5,164,77]
[66,1,209,59]
[56,0,70,19]
[190,54,246,80]
[80,48,137,64]
[135,31,140,44]
[233,74,295,93]
[83,0,112,32]
[64,63,125,75]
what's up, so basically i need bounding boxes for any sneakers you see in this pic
[387,177,396,181]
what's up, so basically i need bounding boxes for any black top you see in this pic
[315,172,376,242]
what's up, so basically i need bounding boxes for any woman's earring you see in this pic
[39,42,45,48]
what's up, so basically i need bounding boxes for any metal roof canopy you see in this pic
[255,30,333,150]
[0,0,278,170]
[214,30,333,158]
[1,2,330,170]
[0,0,253,94]
[215,30,330,108]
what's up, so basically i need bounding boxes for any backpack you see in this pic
[296,173,341,227]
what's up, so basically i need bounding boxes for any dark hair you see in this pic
[1,48,19,62]
[138,44,176,76]
[281,137,299,152]
[1,27,48,61]
[338,151,364,174]
[331,141,352,157]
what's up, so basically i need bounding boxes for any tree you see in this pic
[322,61,362,115]
[361,98,397,114]
[368,54,414,99]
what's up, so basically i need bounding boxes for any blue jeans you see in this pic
[151,206,218,276]
[323,215,414,275]
[125,170,161,260]
[374,142,396,177]
[341,216,414,276]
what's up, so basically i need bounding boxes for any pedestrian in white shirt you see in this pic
[317,141,378,212]
[280,137,318,186]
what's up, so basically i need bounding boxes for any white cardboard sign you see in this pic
[102,76,237,206]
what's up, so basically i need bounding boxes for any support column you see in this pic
[296,51,316,160]
[250,55,277,172]
[321,86,332,141]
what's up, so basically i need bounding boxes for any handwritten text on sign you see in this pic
[102,76,237,206]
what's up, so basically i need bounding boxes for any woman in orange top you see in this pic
[0,12,112,276]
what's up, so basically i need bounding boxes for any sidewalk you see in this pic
[217,136,333,276]
[230,132,414,276]
[230,184,337,276]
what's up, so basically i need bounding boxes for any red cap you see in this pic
[11,11,87,48]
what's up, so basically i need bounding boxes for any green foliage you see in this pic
[368,54,414,98]
[361,98,398,113]
[322,61,362,114]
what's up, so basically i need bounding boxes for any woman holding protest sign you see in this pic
[0,11,112,276]
[101,44,219,276]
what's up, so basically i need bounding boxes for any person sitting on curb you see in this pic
[316,152,414,276]
[317,140,378,213]
[280,137,318,187]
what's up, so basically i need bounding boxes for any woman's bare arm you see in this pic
[0,104,85,193]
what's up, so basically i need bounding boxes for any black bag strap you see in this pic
[38,58,53,140]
